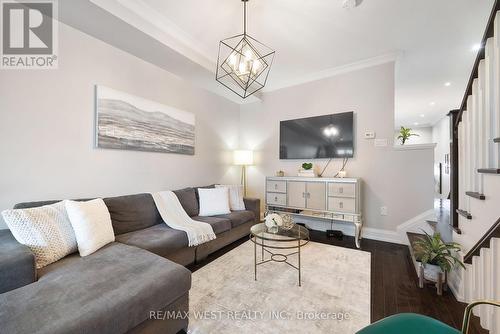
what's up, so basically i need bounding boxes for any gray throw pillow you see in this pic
[173,188,199,217]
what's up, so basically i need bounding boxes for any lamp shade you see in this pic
[233,150,254,166]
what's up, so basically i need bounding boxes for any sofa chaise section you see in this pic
[0,230,36,294]
[0,242,191,334]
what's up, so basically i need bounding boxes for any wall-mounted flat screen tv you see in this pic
[280,112,354,159]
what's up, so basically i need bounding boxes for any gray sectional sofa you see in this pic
[0,186,260,334]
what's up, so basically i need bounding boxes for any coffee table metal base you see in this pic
[251,236,307,287]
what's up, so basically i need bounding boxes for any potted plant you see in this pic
[397,126,419,145]
[298,162,316,177]
[414,231,465,295]
[302,163,313,170]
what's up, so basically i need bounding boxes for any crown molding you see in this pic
[263,51,402,93]
[90,0,215,71]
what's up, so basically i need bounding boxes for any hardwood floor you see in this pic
[187,231,488,334]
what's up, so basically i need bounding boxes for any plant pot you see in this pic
[423,263,443,281]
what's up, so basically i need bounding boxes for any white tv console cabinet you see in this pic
[265,176,363,248]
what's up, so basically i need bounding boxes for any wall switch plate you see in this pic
[364,131,376,139]
[374,139,388,147]
[380,206,388,216]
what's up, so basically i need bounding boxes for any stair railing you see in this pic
[463,216,500,264]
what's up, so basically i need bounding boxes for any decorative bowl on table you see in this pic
[281,214,295,230]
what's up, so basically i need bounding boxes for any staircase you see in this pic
[447,3,500,333]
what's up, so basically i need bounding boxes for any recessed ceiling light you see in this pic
[420,114,425,118]
[414,122,419,126]
[429,102,435,106]
[342,0,360,9]
[444,82,451,87]
[472,43,482,52]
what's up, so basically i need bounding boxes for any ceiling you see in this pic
[84,0,494,127]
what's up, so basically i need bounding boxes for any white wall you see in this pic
[432,117,451,199]
[0,23,240,228]
[394,126,433,145]
[240,63,435,232]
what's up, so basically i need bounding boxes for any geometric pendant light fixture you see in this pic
[216,0,275,98]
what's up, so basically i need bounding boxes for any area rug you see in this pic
[188,240,371,333]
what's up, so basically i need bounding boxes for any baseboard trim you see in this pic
[448,271,466,302]
[362,227,404,245]
[396,209,436,231]
[396,209,436,244]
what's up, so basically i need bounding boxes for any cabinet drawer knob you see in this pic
[274,196,278,201]
[274,184,278,189]
[339,187,344,194]
[339,202,344,209]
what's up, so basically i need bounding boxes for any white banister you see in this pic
[478,61,486,194]
[458,122,466,206]
[471,79,479,192]
[495,13,500,165]
[485,38,495,168]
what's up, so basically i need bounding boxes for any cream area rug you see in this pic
[188,240,371,334]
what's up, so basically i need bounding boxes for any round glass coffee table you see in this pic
[250,223,309,286]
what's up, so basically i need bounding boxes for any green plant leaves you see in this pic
[414,230,465,272]
[302,163,313,170]
[398,126,420,145]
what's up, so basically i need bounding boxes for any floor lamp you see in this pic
[233,150,253,196]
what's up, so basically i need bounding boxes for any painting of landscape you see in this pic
[95,86,195,155]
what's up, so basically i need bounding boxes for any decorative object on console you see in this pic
[64,199,115,257]
[276,170,285,177]
[337,170,347,178]
[215,184,245,210]
[233,150,254,196]
[1,201,77,269]
[95,86,195,155]
[215,0,275,99]
[298,163,316,177]
[302,162,313,170]
[197,188,231,217]
[397,126,419,145]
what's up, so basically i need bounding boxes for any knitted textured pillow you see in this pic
[2,201,77,269]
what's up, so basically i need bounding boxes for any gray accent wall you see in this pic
[0,22,240,229]
[239,62,435,232]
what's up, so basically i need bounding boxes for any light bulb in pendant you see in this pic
[239,61,248,75]
[252,61,261,75]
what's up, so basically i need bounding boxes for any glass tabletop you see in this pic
[250,223,309,242]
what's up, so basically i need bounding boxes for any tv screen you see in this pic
[280,112,354,159]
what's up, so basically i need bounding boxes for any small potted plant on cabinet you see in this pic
[414,231,465,295]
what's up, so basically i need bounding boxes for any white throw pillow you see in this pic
[216,184,245,211]
[64,199,115,257]
[198,188,231,216]
[2,201,78,269]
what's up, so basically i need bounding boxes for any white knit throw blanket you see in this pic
[152,191,216,247]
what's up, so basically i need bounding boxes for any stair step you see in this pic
[478,168,500,174]
[457,209,473,219]
[466,191,486,200]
